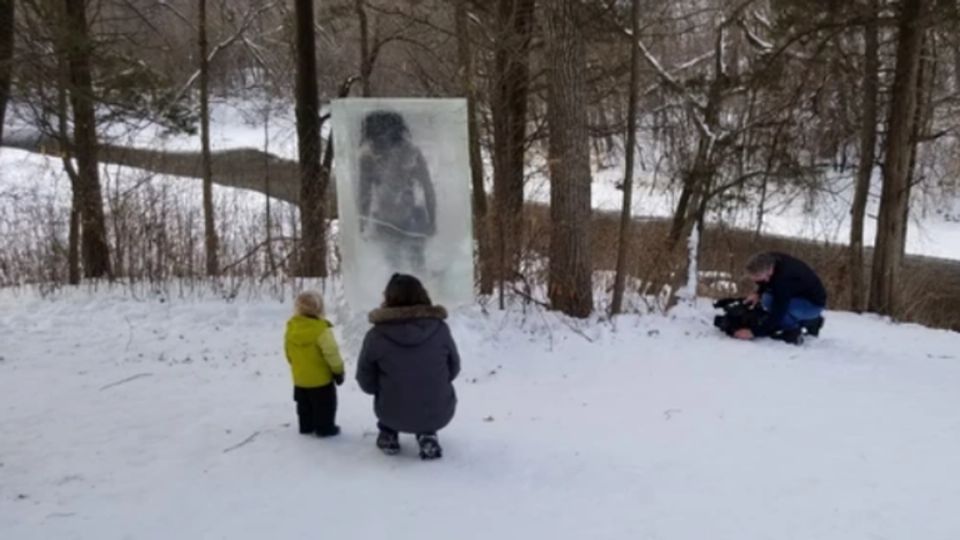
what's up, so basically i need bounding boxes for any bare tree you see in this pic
[0,0,13,145]
[610,0,641,316]
[64,0,111,279]
[492,0,534,301]
[869,0,930,316]
[58,51,82,285]
[954,34,960,93]
[849,0,881,312]
[456,0,493,294]
[356,0,372,96]
[545,0,592,318]
[199,0,220,276]
[294,0,328,277]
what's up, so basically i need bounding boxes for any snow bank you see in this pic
[2,287,960,539]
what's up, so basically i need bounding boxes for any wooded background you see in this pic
[1,0,959,327]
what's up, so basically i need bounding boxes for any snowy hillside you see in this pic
[2,286,960,539]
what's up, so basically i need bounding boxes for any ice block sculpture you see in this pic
[332,98,475,312]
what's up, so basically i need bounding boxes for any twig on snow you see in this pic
[223,431,261,454]
[99,373,153,391]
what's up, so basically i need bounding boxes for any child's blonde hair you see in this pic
[294,290,324,318]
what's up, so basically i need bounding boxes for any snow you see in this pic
[3,98,301,159]
[2,285,960,539]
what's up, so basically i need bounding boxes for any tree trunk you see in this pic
[456,0,493,294]
[294,0,327,277]
[64,0,111,279]
[755,117,787,241]
[660,27,726,308]
[491,0,534,296]
[199,0,219,276]
[849,0,880,312]
[0,0,14,145]
[545,0,592,318]
[355,0,371,97]
[57,60,81,285]
[667,30,723,252]
[954,36,960,93]
[52,13,82,285]
[669,138,714,249]
[900,33,933,254]
[263,108,277,273]
[868,0,928,316]
[610,0,640,316]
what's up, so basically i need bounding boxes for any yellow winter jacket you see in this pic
[284,315,345,388]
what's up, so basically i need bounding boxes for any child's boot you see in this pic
[316,425,341,437]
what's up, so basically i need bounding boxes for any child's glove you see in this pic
[333,373,345,386]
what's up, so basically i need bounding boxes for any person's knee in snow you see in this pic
[284,290,346,437]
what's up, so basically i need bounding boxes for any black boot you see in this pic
[377,430,400,455]
[803,316,824,337]
[316,425,341,438]
[773,327,804,345]
[417,434,442,460]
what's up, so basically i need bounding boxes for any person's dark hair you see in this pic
[362,110,408,146]
[745,252,777,274]
[383,273,432,307]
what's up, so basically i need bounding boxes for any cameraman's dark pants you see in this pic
[294,385,337,435]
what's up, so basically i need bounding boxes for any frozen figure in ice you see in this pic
[357,110,437,273]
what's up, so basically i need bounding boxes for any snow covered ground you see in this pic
[2,285,960,539]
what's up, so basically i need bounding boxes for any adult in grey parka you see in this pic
[356,274,460,456]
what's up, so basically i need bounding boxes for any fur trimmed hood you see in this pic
[367,305,448,348]
[368,304,448,324]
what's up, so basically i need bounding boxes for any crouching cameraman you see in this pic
[732,252,827,343]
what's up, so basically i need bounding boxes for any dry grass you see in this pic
[4,163,959,332]
[522,202,960,332]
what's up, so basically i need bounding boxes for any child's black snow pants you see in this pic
[294,385,337,435]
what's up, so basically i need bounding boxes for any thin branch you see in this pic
[156,0,193,29]
[223,431,261,453]
[100,373,153,391]
[623,29,715,140]
[165,1,280,113]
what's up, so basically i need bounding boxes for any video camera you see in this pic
[712,297,766,337]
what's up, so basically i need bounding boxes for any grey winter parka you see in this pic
[355,305,460,433]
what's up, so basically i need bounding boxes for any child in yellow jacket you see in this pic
[285,291,345,437]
